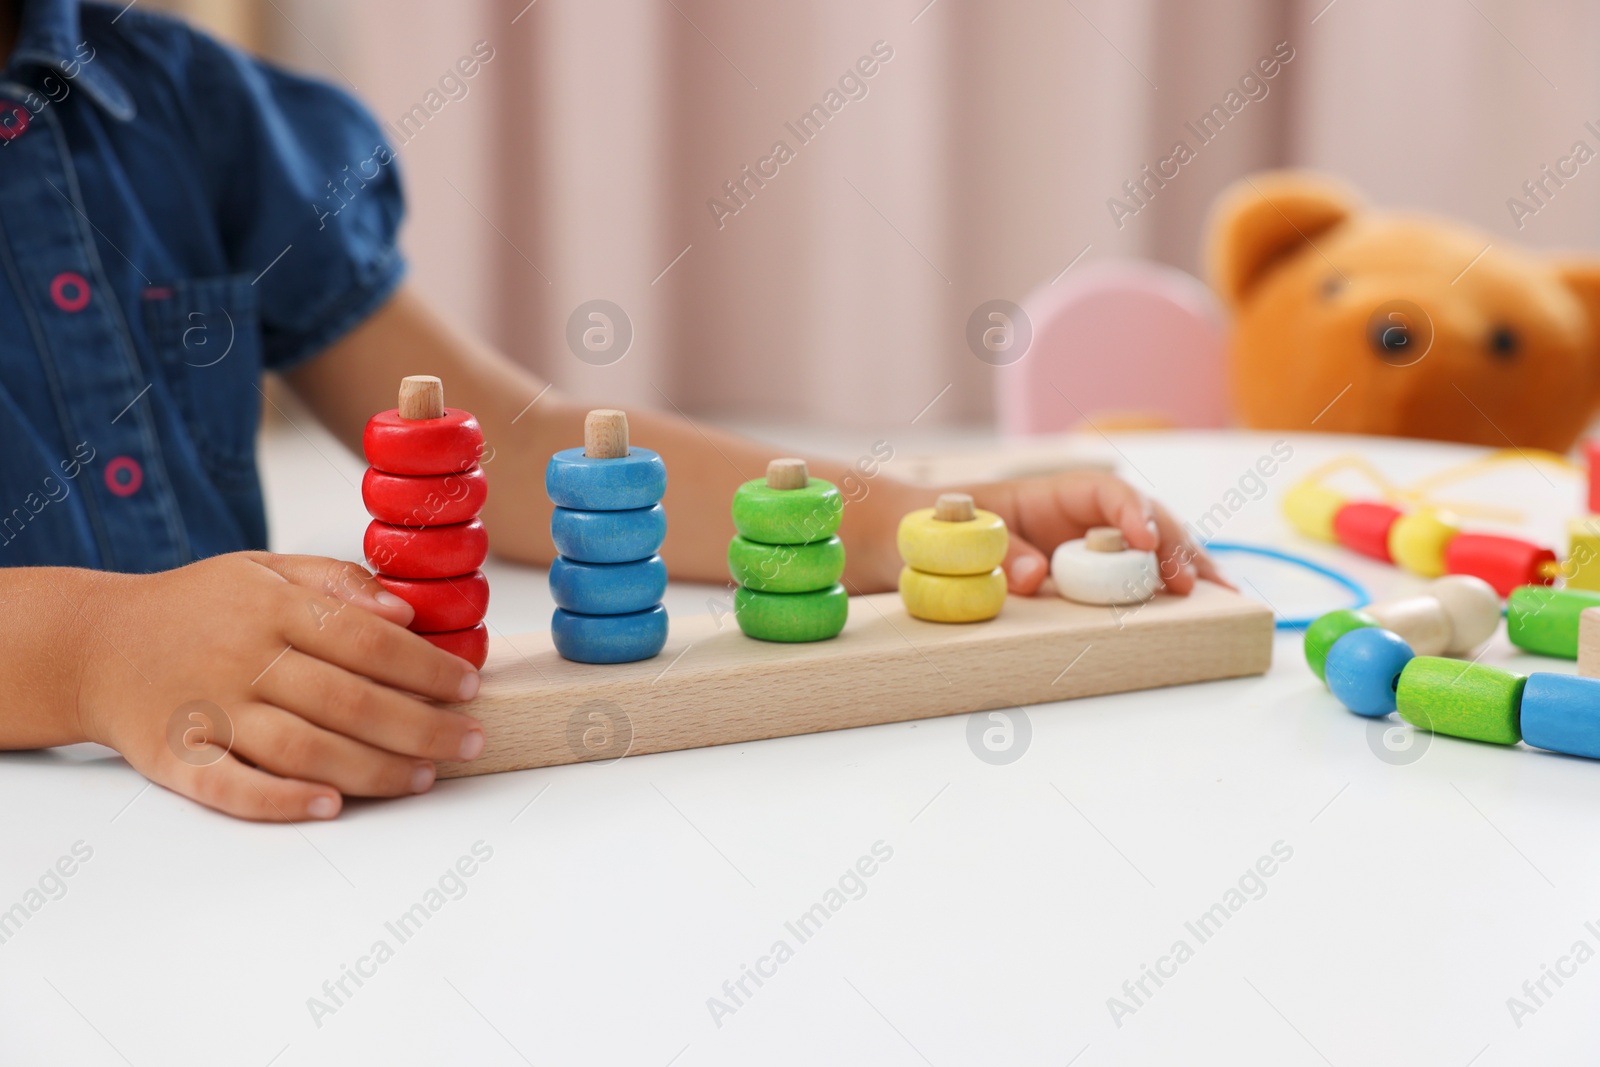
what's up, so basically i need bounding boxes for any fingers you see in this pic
[280,589,480,704]
[1149,504,1204,596]
[249,552,414,628]
[258,650,485,762]
[1090,477,1159,554]
[1001,538,1051,594]
[231,703,436,799]
[137,739,342,822]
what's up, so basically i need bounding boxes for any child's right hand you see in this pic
[68,552,484,822]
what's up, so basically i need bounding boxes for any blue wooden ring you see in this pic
[545,447,666,511]
[550,555,667,616]
[552,604,669,663]
[1521,673,1600,759]
[550,504,666,563]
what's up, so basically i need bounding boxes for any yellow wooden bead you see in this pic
[899,566,1006,622]
[1387,507,1461,577]
[1281,481,1346,542]
[1567,517,1600,592]
[896,508,1008,575]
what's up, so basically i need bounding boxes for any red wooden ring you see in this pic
[377,571,490,633]
[1332,501,1404,562]
[364,518,488,579]
[362,465,487,526]
[1445,533,1555,597]
[420,623,488,670]
[363,408,485,476]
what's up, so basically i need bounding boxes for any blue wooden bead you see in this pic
[550,504,666,563]
[1520,673,1600,759]
[551,604,669,663]
[550,555,667,616]
[546,447,667,511]
[1325,627,1414,717]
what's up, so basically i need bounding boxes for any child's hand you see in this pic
[962,470,1230,596]
[71,552,483,822]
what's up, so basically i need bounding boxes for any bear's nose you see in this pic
[1370,317,1412,359]
[1367,302,1432,366]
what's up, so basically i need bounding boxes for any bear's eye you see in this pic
[1489,326,1519,360]
[1320,275,1345,300]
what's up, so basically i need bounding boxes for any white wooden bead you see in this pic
[1366,596,1450,656]
[1425,574,1501,654]
[1051,537,1159,606]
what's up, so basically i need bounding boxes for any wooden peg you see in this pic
[398,375,444,420]
[766,458,809,490]
[584,409,629,459]
[933,493,975,522]
[1084,526,1127,553]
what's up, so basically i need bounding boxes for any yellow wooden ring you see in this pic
[1387,507,1460,577]
[898,566,1005,622]
[1281,481,1346,542]
[896,508,1008,576]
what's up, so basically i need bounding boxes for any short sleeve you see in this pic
[183,36,406,371]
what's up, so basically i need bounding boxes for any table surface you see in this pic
[4,415,1597,1066]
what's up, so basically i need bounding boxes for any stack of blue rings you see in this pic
[546,440,669,663]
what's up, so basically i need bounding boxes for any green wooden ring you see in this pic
[734,584,848,642]
[1304,608,1378,682]
[1396,656,1525,745]
[731,478,843,545]
[728,535,845,593]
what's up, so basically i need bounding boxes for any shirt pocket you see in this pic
[142,275,264,492]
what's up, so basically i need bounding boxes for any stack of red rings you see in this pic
[361,376,491,669]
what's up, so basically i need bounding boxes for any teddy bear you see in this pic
[1204,170,1600,452]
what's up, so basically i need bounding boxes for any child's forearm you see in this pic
[0,567,95,749]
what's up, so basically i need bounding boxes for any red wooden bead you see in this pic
[364,518,488,579]
[376,571,490,633]
[363,408,485,476]
[1332,501,1404,562]
[420,623,489,669]
[1586,439,1600,514]
[362,465,487,526]
[1444,533,1555,597]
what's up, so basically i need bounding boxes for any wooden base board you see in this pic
[440,583,1272,776]
[438,582,1273,777]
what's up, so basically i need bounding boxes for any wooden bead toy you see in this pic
[551,604,669,664]
[1331,501,1403,562]
[1324,627,1414,717]
[363,376,486,476]
[1587,439,1600,513]
[551,504,667,564]
[734,584,849,642]
[549,555,668,616]
[1303,608,1378,681]
[730,460,848,641]
[1505,585,1600,659]
[546,410,668,663]
[728,534,846,593]
[375,572,490,633]
[1520,673,1600,760]
[731,461,843,546]
[545,410,667,512]
[893,492,1008,623]
[1425,574,1502,654]
[1386,507,1460,577]
[1443,533,1556,597]
[362,465,487,527]
[1050,526,1158,607]
[361,377,491,667]
[1281,480,1346,543]
[1564,517,1600,593]
[896,495,1008,576]
[1364,594,1450,657]
[364,518,489,579]
[1396,656,1525,745]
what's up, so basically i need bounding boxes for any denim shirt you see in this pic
[0,0,404,571]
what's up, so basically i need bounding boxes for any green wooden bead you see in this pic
[1506,585,1600,659]
[1305,608,1378,681]
[728,534,845,593]
[731,478,843,545]
[1396,656,1525,745]
[734,584,848,642]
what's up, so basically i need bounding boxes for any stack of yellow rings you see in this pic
[897,493,1008,622]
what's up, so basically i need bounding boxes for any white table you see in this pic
[5,418,1598,1066]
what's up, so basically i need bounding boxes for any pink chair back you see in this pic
[996,260,1228,435]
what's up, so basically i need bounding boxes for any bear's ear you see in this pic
[1205,171,1359,309]
[1556,261,1600,400]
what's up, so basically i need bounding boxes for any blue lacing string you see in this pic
[1204,542,1371,631]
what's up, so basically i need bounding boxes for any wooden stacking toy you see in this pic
[730,458,847,641]
[1050,525,1159,606]
[361,376,491,668]
[897,493,1007,622]
[546,410,668,663]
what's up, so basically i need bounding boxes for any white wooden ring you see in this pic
[1051,538,1159,606]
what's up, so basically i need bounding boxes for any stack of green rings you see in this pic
[729,458,848,642]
